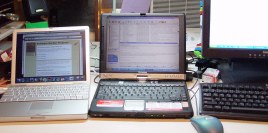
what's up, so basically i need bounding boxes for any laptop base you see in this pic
[89,80,193,118]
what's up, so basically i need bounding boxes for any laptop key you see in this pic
[25,97,56,101]
[124,96,151,100]
[0,98,6,102]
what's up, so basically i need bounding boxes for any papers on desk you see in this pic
[0,41,12,62]
[0,21,25,41]
[0,21,25,62]
[186,28,201,52]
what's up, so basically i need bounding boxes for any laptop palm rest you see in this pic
[28,102,54,114]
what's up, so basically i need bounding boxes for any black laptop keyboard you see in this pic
[96,81,188,101]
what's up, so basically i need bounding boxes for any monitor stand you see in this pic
[218,59,268,83]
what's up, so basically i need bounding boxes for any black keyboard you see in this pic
[96,81,188,101]
[200,83,268,121]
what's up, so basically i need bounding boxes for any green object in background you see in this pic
[25,21,48,28]
[194,50,203,59]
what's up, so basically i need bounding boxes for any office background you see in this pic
[0,1,268,132]
[12,0,200,40]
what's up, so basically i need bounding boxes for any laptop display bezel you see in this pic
[11,26,90,85]
[99,13,186,80]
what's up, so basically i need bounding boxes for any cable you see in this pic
[187,78,200,115]
[188,89,199,116]
[169,0,171,14]
[190,86,200,100]
[186,70,196,73]
[188,78,199,91]
[93,75,100,83]
[185,0,188,15]
[90,67,99,73]
[187,54,195,63]
[188,78,200,101]
[186,52,198,64]
[90,66,99,68]
[90,57,99,60]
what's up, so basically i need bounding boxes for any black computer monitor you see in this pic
[22,0,48,22]
[202,0,268,83]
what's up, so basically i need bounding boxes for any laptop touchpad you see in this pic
[28,102,54,114]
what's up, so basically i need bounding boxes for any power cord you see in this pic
[90,42,100,73]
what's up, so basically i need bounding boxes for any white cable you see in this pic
[188,78,199,116]
[169,0,171,14]
[90,67,99,74]
[185,0,188,15]
[90,56,99,60]
[112,0,117,13]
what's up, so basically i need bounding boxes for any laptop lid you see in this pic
[11,26,90,85]
[120,0,152,13]
[100,13,186,80]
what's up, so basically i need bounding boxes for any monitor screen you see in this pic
[100,14,186,74]
[202,0,268,59]
[15,30,87,83]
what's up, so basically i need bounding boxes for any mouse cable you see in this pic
[187,78,199,115]
[190,85,200,101]
[90,56,100,60]
[90,42,99,51]
[93,75,100,84]
[188,89,199,116]
[188,78,199,91]
[90,67,99,74]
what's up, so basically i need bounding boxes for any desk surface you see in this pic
[0,118,267,133]
[0,43,267,132]
[0,74,267,133]
[0,21,25,41]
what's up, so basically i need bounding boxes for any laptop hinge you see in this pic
[136,75,148,82]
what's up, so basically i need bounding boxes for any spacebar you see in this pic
[25,97,56,101]
[232,107,268,113]
[124,96,151,100]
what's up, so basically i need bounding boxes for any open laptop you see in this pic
[0,26,90,122]
[89,13,193,118]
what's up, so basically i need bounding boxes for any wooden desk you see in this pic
[0,74,267,133]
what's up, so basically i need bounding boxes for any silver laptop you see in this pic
[0,26,90,122]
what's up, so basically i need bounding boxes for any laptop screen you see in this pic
[15,29,87,83]
[100,14,185,74]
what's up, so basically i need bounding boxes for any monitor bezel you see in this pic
[11,26,90,85]
[202,0,268,59]
[99,13,186,75]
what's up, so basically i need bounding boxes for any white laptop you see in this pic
[0,26,90,122]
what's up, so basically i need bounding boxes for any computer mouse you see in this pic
[190,115,224,133]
